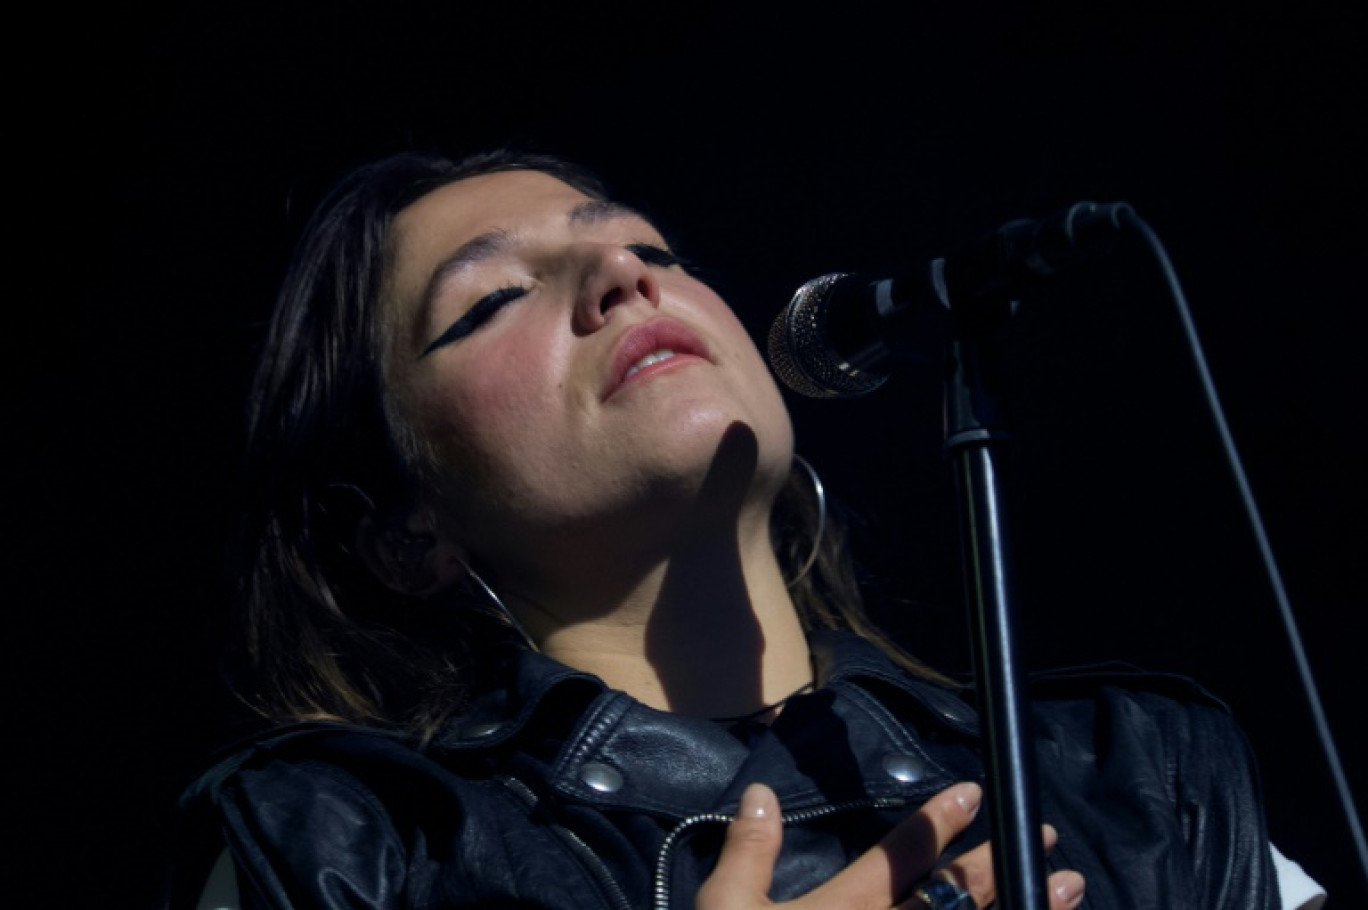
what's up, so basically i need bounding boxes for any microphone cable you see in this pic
[1124,209,1366,889]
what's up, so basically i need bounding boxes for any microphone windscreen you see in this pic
[767,273,887,399]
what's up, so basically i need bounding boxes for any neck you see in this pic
[510,508,814,720]
[491,432,813,720]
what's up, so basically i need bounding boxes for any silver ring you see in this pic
[912,878,976,910]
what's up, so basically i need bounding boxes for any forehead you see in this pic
[388,170,598,300]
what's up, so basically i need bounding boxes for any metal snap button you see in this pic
[580,761,625,793]
[882,753,926,783]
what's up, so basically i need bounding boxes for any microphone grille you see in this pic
[767,273,886,399]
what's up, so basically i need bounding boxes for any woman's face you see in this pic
[383,169,794,583]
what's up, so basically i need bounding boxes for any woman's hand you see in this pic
[695,782,1085,910]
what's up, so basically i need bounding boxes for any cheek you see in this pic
[408,331,571,476]
[694,291,789,402]
[687,284,766,363]
[707,294,796,454]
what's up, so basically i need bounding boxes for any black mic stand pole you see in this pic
[943,307,1046,910]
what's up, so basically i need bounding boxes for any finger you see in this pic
[695,783,782,910]
[932,840,993,909]
[936,823,1066,908]
[1047,871,1086,909]
[813,781,982,909]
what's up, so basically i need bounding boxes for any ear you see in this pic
[355,512,469,597]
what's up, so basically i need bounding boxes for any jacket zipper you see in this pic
[498,776,634,910]
[652,796,909,910]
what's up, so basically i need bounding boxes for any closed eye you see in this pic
[626,243,689,270]
[421,285,528,357]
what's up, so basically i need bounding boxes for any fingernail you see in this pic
[739,783,775,819]
[954,782,982,819]
[1054,873,1085,907]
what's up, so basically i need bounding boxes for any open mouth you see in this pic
[604,319,710,400]
[624,349,678,379]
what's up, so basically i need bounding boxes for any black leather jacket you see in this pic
[168,633,1277,908]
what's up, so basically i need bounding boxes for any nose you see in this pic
[572,244,662,334]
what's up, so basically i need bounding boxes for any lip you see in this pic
[601,317,711,401]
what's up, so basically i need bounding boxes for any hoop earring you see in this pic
[462,559,541,653]
[786,454,827,590]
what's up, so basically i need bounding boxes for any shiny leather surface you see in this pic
[167,632,1276,908]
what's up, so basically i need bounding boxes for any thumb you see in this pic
[696,783,783,910]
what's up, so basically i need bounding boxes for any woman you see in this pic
[167,150,1282,909]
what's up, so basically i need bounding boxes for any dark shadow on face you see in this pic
[643,421,768,717]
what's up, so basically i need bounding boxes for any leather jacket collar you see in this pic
[432,631,985,822]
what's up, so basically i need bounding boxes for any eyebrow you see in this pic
[413,198,657,344]
[417,228,514,316]
[566,198,650,227]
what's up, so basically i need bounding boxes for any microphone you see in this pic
[767,201,1135,398]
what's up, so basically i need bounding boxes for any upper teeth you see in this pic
[625,349,676,378]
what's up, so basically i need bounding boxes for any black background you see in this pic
[21,1,1366,906]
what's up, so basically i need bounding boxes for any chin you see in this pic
[658,407,791,508]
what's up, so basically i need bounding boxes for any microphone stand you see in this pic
[943,309,1046,910]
